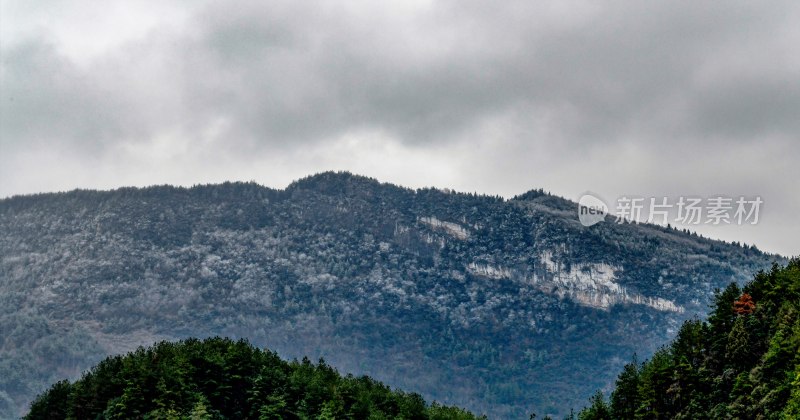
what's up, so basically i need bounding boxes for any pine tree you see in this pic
[725,316,753,368]
[707,283,742,373]
[610,357,641,419]
[578,391,610,420]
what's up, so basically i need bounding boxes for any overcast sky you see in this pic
[1,0,798,256]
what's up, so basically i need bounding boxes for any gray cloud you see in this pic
[1,40,122,152]
[1,0,798,255]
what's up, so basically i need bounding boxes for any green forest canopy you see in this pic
[576,259,800,419]
[26,337,483,419]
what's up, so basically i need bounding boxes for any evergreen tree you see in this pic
[27,338,483,420]
[578,391,610,420]
[575,259,800,419]
[610,358,640,419]
[725,316,754,369]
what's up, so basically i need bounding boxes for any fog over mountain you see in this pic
[0,172,783,417]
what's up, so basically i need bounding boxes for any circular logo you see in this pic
[578,193,608,227]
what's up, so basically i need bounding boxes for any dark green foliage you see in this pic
[27,337,483,420]
[578,392,611,420]
[609,357,640,419]
[578,259,800,419]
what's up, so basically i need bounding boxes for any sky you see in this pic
[1,0,798,256]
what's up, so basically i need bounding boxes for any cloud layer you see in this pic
[1,0,798,255]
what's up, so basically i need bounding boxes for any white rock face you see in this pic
[534,252,683,312]
[419,216,470,240]
[467,263,511,279]
[465,251,683,313]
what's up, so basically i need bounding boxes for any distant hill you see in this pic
[0,171,782,418]
[576,259,800,419]
[27,337,480,419]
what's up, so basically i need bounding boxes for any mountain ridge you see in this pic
[0,171,783,418]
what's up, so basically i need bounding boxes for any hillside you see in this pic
[576,259,800,419]
[26,337,480,419]
[0,172,781,418]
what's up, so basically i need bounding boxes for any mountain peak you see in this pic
[287,171,379,191]
[512,188,550,201]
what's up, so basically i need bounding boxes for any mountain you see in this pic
[576,259,800,419]
[27,337,481,419]
[0,171,781,418]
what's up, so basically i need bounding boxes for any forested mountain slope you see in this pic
[27,337,480,419]
[0,172,781,418]
[576,259,800,419]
